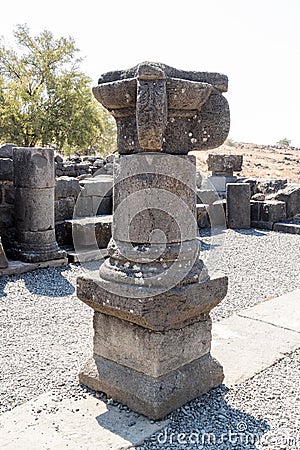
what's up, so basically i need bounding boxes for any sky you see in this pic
[1,0,300,147]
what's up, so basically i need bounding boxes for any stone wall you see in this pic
[0,144,114,251]
[0,144,15,248]
[55,175,113,246]
[196,156,300,230]
[55,154,114,178]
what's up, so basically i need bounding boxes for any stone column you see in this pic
[12,147,65,263]
[77,62,230,419]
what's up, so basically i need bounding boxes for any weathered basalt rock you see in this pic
[77,62,229,419]
[271,184,300,219]
[93,62,230,154]
[11,147,66,263]
[207,153,243,174]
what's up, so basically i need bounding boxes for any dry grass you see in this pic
[191,142,300,184]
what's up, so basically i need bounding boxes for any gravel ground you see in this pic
[200,228,300,321]
[137,349,300,450]
[0,228,299,448]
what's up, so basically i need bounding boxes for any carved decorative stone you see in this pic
[77,62,230,419]
[93,62,230,154]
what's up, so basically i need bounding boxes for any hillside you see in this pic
[192,142,300,184]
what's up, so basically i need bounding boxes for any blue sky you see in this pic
[2,0,300,146]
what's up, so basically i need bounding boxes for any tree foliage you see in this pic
[276,137,291,147]
[0,24,116,154]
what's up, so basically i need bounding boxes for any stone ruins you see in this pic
[0,61,300,417]
[1,136,300,272]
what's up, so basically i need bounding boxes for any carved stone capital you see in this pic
[92,62,230,154]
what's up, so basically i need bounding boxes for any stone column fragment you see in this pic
[12,147,65,262]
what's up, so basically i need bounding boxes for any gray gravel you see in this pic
[200,228,300,321]
[0,228,299,448]
[137,349,300,450]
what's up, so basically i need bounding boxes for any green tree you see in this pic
[0,24,116,154]
[276,137,291,147]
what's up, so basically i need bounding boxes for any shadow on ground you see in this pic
[0,265,75,298]
[235,228,269,237]
[96,385,270,449]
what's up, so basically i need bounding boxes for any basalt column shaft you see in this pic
[77,62,230,419]
[12,147,65,263]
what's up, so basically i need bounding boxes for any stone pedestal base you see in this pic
[77,273,228,331]
[11,241,66,263]
[77,274,227,419]
[79,353,223,420]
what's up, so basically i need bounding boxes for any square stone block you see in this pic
[261,200,286,223]
[251,200,286,224]
[207,154,243,173]
[77,273,228,331]
[197,189,219,205]
[273,184,300,219]
[207,200,227,227]
[93,312,211,377]
[207,175,237,192]
[66,215,112,249]
[74,195,112,217]
[250,200,263,222]
[55,176,80,200]
[80,175,113,197]
[79,353,224,420]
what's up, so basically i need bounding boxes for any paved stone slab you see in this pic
[239,289,300,333]
[0,392,169,450]
[67,248,108,263]
[212,290,300,385]
[0,258,68,277]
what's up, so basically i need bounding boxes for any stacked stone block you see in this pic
[55,154,114,178]
[207,153,243,197]
[251,200,286,230]
[12,147,65,263]
[74,175,113,218]
[77,62,230,419]
[271,185,300,219]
